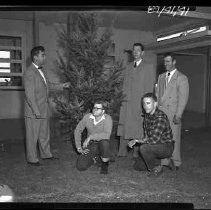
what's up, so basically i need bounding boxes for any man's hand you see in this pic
[63,82,70,89]
[35,113,42,119]
[77,148,89,155]
[128,139,138,148]
[128,138,147,148]
[82,137,91,149]
[173,115,181,125]
[140,138,147,144]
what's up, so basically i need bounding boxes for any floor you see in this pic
[0,123,210,208]
[0,110,207,143]
[0,111,210,208]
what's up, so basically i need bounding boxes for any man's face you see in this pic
[133,46,144,61]
[92,103,104,117]
[34,50,46,66]
[164,56,176,72]
[143,97,157,114]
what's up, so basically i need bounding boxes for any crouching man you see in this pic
[74,101,113,174]
[128,93,175,177]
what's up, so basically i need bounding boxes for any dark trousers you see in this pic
[76,139,110,171]
[134,142,174,171]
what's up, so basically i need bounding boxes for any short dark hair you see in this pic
[142,92,157,103]
[31,46,45,62]
[93,100,107,110]
[133,43,144,51]
[163,52,176,61]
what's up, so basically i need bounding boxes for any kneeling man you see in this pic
[128,93,175,177]
[74,101,112,174]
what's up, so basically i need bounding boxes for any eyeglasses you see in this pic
[93,107,103,110]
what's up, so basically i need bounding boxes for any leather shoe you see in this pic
[93,156,102,167]
[175,166,179,171]
[27,162,42,166]
[41,156,59,160]
[100,168,108,174]
[147,167,163,177]
[165,159,176,171]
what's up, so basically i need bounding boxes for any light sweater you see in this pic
[74,113,113,149]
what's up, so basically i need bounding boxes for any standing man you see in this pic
[74,101,113,174]
[117,43,155,157]
[24,46,69,166]
[156,52,189,170]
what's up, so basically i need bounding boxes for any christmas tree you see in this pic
[53,12,125,143]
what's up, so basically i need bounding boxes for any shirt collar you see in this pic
[147,108,158,118]
[89,114,106,125]
[134,59,142,66]
[32,62,39,69]
[166,68,177,77]
[33,62,43,70]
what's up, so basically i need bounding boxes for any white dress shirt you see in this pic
[89,114,105,125]
[166,69,177,83]
[134,59,142,68]
[32,63,47,84]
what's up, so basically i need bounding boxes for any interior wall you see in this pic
[112,28,156,66]
[41,25,157,84]
[41,24,157,114]
[0,19,33,119]
[39,22,66,83]
[0,18,156,120]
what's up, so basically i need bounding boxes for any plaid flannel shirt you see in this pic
[143,108,174,144]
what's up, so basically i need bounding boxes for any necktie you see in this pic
[165,72,170,89]
[134,62,137,68]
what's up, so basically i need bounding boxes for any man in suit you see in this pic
[156,52,189,170]
[117,43,155,157]
[24,46,70,166]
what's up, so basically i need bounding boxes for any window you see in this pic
[0,35,24,89]
[157,26,208,42]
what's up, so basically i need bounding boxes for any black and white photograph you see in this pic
[0,5,210,209]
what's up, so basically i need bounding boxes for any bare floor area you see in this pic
[0,127,210,209]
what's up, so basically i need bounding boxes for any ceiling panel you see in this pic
[0,8,209,32]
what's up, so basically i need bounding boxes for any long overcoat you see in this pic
[117,61,155,139]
